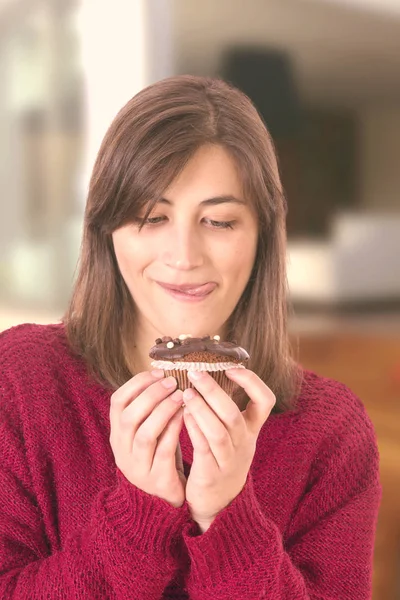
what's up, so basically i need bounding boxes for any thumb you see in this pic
[226,368,276,435]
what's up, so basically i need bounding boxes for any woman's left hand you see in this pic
[183,368,276,533]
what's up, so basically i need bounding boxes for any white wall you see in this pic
[78,0,149,189]
[172,0,400,106]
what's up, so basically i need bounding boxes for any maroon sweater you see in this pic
[0,323,381,599]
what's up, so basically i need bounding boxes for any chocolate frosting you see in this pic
[149,335,249,362]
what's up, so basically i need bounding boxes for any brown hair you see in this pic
[64,75,301,413]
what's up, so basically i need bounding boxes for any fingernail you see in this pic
[188,370,203,380]
[225,368,240,378]
[161,376,177,389]
[170,389,184,403]
[151,369,165,378]
[183,388,195,401]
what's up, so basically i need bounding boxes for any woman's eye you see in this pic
[133,216,235,229]
[145,216,165,225]
[205,219,235,230]
[135,215,166,226]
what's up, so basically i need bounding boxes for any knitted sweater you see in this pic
[0,323,381,599]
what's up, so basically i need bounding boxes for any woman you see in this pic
[0,76,381,599]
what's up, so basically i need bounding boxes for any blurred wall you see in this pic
[172,0,400,106]
[0,0,174,326]
[361,106,400,210]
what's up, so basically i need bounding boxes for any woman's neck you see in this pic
[130,328,156,375]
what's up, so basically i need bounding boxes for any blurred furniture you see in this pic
[219,47,359,238]
[278,107,359,237]
[296,327,400,600]
[287,214,400,305]
[220,46,301,139]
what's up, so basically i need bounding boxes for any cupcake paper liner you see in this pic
[150,360,244,396]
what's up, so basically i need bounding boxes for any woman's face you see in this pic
[112,144,258,340]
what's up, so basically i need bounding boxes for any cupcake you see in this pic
[149,334,249,396]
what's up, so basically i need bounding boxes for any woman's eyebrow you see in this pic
[158,195,246,206]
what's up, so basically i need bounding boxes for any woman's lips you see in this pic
[156,281,217,302]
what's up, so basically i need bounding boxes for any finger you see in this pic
[183,387,233,466]
[113,376,178,451]
[153,405,185,472]
[187,371,245,447]
[110,369,164,435]
[225,369,276,435]
[132,390,184,471]
[110,371,166,448]
[183,407,217,471]
[110,369,165,416]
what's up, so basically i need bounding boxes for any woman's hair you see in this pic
[64,75,301,413]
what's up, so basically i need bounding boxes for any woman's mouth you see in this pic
[156,281,217,302]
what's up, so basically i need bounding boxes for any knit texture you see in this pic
[0,323,381,599]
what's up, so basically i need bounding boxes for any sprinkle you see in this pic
[213,335,221,341]
[166,341,174,349]
[179,334,192,340]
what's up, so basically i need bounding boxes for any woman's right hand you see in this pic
[109,370,186,508]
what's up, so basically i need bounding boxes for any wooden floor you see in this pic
[298,333,400,600]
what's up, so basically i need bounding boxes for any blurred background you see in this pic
[0,0,399,597]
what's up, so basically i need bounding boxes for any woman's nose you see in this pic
[161,227,204,270]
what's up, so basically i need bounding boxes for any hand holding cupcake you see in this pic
[149,334,275,533]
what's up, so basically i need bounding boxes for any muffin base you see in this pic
[150,360,245,396]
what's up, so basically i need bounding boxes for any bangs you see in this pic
[91,144,196,236]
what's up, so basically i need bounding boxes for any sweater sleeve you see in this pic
[0,375,190,599]
[181,389,382,600]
